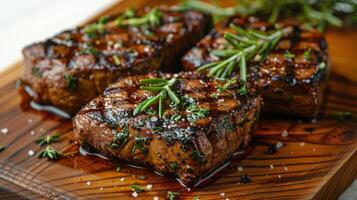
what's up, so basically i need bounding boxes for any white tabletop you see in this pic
[0,0,117,72]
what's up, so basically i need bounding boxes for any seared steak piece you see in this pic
[73,72,261,186]
[22,7,213,114]
[182,16,329,117]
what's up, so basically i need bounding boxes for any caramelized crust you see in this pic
[22,7,213,114]
[73,72,261,185]
[182,16,329,117]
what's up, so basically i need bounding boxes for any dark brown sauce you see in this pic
[76,143,249,189]
[21,85,71,119]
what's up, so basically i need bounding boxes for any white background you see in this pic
[0,0,117,72]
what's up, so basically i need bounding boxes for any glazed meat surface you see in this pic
[182,16,329,117]
[73,72,261,185]
[22,7,212,114]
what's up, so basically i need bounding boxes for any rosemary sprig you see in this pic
[197,24,283,81]
[115,7,163,27]
[180,0,355,31]
[133,77,180,118]
[36,133,60,146]
[38,146,62,160]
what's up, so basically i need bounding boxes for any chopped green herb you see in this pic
[112,55,121,65]
[191,150,207,164]
[83,16,109,38]
[132,136,148,155]
[330,111,353,121]
[167,191,180,200]
[237,84,248,95]
[110,126,129,149]
[197,24,283,80]
[170,114,182,121]
[217,117,234,134]
[153,126,163,132]
[170,162,179,171]
[193,196,200,200]
[38,146,62,160]
[32,67,43,78]
[211,77,238,98]
[284,50,295,59]
[64,75,77,91]
[35,133,60,146]
[130,183,144,192]
[115,7,163,27]
[303,48,312,61]
[133,77,180,118]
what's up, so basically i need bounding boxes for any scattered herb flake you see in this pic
[170,162,179,171]
[130,183,144,192]
[35,133,60,146]
[167,191,180,200]
[303,48,312,61]
[38,146,62,160]
[110,126,129,149]
[64,75,77,91]
[284,50,295,59]
[132,136,149,155]
[32,67,43,78]
[331,111,353,121]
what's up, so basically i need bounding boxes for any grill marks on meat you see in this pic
[73,72,261,185]
[182,16,329,117]
[22,7,213,114]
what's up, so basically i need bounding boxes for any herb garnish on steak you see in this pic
[73,72,261,185]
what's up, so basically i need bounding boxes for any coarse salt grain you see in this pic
[120,177,125,181]
[28,118,33,123]
[28,150,35,156]
[146,184,152,190]
[270,164,274,169]
[276,141,283,149]
[132,191,138,197]
[30,130,35,135]
[100,187,103,191]
[300,142,305,146]
[153,196,159,200]
[284,166,288,171]
[1,128,8,134]
[220,192,225,197]
[237,166,243,172]
[86,181,91,185]
[278,175,282,178]
[282,130,288,137]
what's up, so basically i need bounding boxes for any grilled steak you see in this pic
[73,72,261,185]
[182,16,329,117]
[22,7,213,114]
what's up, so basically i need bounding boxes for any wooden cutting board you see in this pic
[0,0,356,199]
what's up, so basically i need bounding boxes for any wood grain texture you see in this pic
[0,0,356,199]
